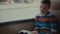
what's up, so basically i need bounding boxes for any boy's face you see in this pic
[40,3,50,13]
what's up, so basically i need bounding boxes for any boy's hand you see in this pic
[32,30,39,34]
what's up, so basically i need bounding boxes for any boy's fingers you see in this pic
[32,31,38,34]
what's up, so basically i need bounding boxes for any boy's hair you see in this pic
[41,0,51,7]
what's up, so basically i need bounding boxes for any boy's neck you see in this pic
[41,12,49,16]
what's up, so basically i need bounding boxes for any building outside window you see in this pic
[0,0,34,4]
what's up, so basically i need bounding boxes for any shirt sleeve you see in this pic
[34,21,40,30]
[50,15,57,33]
[34,15,40,30]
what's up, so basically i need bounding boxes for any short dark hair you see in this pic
[41,0,51,7]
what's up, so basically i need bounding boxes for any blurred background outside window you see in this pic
[0,0,34,4]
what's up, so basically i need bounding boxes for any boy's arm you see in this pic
[32,20,39,34]
[34,22,40,32]
[50,15,58,33]
[32,15,40,34]
[33,15,40,32]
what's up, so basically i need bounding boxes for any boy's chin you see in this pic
[40,11,46,13]
[40,11,48,13]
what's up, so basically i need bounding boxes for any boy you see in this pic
[32,0,57,34]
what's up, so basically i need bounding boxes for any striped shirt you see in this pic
[34,12,57,33]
